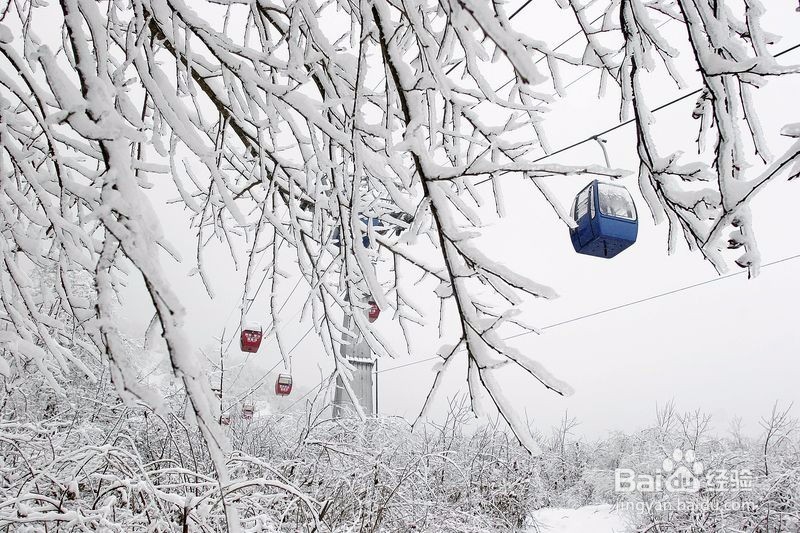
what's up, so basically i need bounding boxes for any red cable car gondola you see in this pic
[240,323,263,353]
[367,299,380,323]
[275,374,293,396]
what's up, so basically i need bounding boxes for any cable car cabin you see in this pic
[332,217,385,248]
[570,180,638,258]
[367,299,380,323]
[275,374,293,396]
[241,404,254,420]
[240,323,263,353]
[220,414,231,426]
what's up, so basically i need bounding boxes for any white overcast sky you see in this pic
[110,0,800,439]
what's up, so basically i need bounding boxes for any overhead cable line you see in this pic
[276,251,800,410]
[223,296,314,411]
[491,41,800,170]
[228,274,306,389]
[508,252,800,337]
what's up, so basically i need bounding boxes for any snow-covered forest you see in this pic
[0,0,798,530]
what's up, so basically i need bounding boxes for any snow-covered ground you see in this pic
[528,505,631,533]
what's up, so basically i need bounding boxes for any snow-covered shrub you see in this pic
[4,366,800,533]
[606,404,800,532]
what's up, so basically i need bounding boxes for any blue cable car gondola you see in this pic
[332,217,385,248]
[569,180,638,258]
